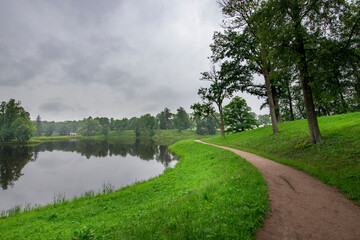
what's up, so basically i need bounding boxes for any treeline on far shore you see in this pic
[34,107,271,138]
[1,98,271,143]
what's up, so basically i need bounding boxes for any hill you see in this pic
[204,112,360,205]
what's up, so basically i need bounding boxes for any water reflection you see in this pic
[0,139,177,212]
[33,139,174,165]
[0,145,35,190]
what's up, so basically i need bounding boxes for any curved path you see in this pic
[195,140,360,240]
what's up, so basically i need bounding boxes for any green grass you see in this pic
[31,135,81,142]
[0,140,268,239]
[152,129,221,141]
[29,130,219,145]
[204,112,360,205]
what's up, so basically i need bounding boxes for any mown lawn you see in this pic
[204,112,360,205]
[0,140,268,239]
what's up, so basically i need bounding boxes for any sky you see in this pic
[0,0,267,121]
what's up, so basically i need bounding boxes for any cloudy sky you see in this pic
[0,0,267,121]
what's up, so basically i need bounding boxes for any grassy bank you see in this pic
[204,112,360,205]
[31,135,81,142]
[29,130,219,145]
[106,129,220,143]
[0,140,268,239]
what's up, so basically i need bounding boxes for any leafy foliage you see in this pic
[157,107,173,130]
[192,64,250,138]
[195,117,217,135]
[77,118,101,136]
[224,96,258,133]
[173,107,191,132]
[0,99,34,142]
[212,0,360,143]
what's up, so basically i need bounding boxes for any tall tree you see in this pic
[263,0,357,143]
[35,115,42,136]
[174,107,191,132]
[192,64,247,138]
[214,0,280,134]
[157,107,173,130]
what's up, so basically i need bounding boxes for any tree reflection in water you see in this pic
[0,145,35,190]
[0,139,176,190]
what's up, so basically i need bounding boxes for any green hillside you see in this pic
[204,112,360,205]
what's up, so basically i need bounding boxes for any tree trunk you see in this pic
[263,70,279,134]
[301,75,322,144]
[287,82,295,121]
[260,47,279,134]
[272,86,281,123]
[219,107,225,138]
[297,43,322,144]
[290,7,322,144]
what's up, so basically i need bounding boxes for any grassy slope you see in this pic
[204,112,360,205]
[0,140,268,240]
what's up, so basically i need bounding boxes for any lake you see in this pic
[0,139,177,213]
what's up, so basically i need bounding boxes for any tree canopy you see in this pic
[0,99,34,142]
[191,64,251,138]
[210,0,360,144]
[224,96,258,133]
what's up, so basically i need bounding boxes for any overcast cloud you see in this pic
[0,0,267,121]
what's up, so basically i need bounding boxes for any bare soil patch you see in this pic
[195,140,360,240]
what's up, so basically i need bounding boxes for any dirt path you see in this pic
[195,140,360,240]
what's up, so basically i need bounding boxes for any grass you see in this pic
[0,140,268,239]
[28,130,220,145]
[204,112,360,205]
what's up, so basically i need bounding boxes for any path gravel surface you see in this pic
[195,140,360,240]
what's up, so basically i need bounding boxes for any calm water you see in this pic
[0,139,177,212]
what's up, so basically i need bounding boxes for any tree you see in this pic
[0,99,33,142]
[157,107,173,130]
[35,115,42,136]
[262,0,357,143]
[12,117,34,142]
[44,122,55,136]
[174,107,191,132]
[195,117,217,135]
[135,114,156,137]
[213,0,280,134]
[223,96,258,133]
[257,114,271,126]
[77,118,101,136]
[110,118,115,131]
[56,122,71,136]
[95,117,110,136]
[191,64,249,138]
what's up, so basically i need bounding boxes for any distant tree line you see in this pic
[34,106,231,137]
[1,97,269,143]
[34,105,270,138]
